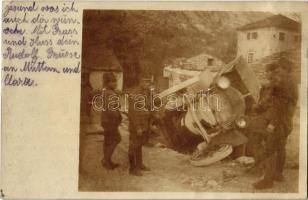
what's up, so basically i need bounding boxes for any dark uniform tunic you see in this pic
[127,87,151,171]
[101,88,122,164]
[245,85,273,163]
[262,80,298,178]
[248,78,298,180]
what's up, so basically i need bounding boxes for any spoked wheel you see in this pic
[190,144,233,166]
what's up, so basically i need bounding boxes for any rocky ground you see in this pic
[78,111,299,192]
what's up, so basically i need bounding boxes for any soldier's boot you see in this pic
[129,169,143,176]
[103,141,118,170]
[140,164,151,171]
[138,150,150,171]
[136,146,150,171]
[273,146,286,182]
[109,142,120,168]
[253,156,275,189]
[102,161,116,170]
[129,154,143,176]
[253,178,274,189]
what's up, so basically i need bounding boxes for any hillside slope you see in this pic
[82,10,272,87]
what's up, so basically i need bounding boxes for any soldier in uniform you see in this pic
[128,77,152,176]
[252,58,298,189]
[245,84,273,171]
[101,72,122,170]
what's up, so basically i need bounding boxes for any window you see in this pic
[279,32,285,41]
[208,58,214,66]
[248,53,254,63]
[252,32,258,39]
[247,32,258,40]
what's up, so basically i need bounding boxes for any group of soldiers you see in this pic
[98,57,298,187]
[100,73,152,176]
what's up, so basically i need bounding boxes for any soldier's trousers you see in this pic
[128,144,143,171]
[262,131,288,181]
[128,133,145,171]
[103,127,121,163]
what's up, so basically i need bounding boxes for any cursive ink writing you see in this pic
[2,1,81,87]
[21,60,61,73]
[46,47,80,59]
[4,73,36,87]
[3,1,38,17]
[3,47,38,62]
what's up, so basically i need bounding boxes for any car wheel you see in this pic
[189,144,233,166]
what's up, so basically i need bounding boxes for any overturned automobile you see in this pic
[154,56,261,166]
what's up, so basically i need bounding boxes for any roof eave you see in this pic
[237,25,300,32]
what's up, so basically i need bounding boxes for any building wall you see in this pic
[187,53,225,71]
[164,53,225,88]
[237,27,300,63]
[171,54,225,72]
[269,27,300,54]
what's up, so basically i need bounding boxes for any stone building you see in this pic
[237,15,301,166]
[237,14,300,63]
[163,53,225,87]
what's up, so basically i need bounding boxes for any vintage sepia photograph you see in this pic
[78,10,301,193]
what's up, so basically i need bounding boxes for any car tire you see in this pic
[189,144,233,166]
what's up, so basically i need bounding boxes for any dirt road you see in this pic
[78,114,299,193]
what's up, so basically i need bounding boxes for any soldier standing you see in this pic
[253,58,298,189]
[128,77,152,176]
[245,84,273,170]
[101,72,122,170]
